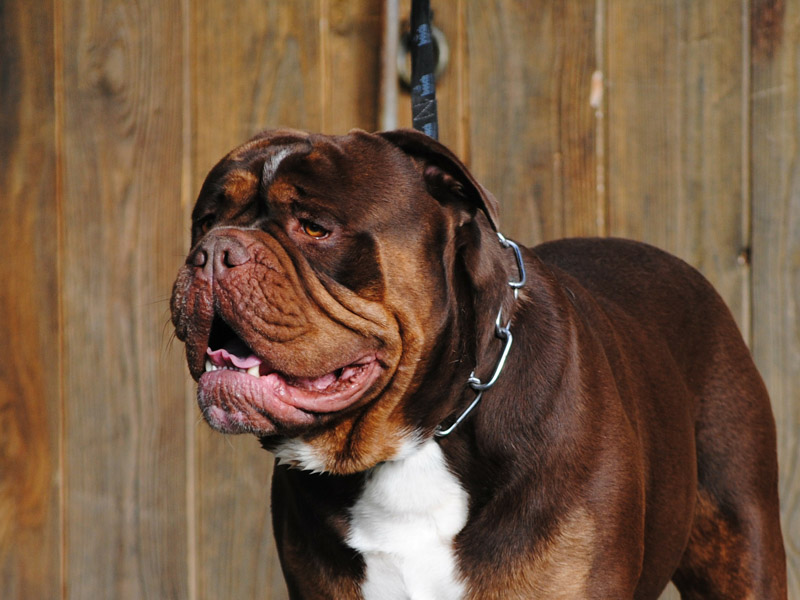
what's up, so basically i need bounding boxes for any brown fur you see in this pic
[222,168,259,200]
[171,128,787,599]
[464,507,596,599]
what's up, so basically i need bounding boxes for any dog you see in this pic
[171,128,787,599]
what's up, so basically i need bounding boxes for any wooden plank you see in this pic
[0,2,61,598]
[191,2,327,598]
[466,0,556,245]
[193,0,323,161]
[605,0,680,249]
[60,0,189,597]
[750,0,800,595]
[605,0,748,328]
[325,0,383,133]
[464,0,599,246]
[674,0,750,331]
[555,0,603,238]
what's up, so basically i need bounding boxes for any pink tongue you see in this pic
[206,339,262,370]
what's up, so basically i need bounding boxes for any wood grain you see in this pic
[605,0,680,248]
[464,0,599,246]
[465,0,556,245]
[193,0,322,162]
[553,0,602,238]
[0,2,61,598]
[750,0,800,595]
[59,0,189,597]
[326,0,383,133]
[606,0,749,329]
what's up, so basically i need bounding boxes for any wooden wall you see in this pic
[1,0,797,598]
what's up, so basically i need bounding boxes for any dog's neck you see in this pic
[434,233,526,437]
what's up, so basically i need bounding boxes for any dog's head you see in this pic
[171,128,501,473]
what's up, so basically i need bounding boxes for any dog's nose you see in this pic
[190,234,251,278]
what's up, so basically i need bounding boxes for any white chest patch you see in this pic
[346,439,469,600]
[271,438,330,474]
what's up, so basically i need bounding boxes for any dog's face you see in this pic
[171,129,499,473]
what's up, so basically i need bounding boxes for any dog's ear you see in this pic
[378,129,499,230]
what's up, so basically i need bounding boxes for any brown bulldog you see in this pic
[171,128,787,599]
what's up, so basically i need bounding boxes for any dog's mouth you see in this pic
[197,316,383,435]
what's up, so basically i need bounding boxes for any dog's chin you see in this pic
[196,354,384,435]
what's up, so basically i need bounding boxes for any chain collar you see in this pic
[434,233,526,437]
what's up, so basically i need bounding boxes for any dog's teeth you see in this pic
[204,360,259,376]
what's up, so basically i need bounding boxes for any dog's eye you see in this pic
[300,219,330,239]
[195,214,216,237]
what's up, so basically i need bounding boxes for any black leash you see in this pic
[409,0,439,140]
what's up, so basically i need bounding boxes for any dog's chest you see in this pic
[347,439,469,600]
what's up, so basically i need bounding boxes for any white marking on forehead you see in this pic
[262,147,296,185]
